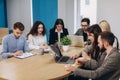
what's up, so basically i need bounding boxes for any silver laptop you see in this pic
[67,35,84,47]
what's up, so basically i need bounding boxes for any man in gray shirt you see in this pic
[75,18,90,42]
[2,22,28,58]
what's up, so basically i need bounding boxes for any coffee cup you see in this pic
[39,48,44,55]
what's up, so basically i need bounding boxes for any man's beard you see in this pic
[100,45,106,52]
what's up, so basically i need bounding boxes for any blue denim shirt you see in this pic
[2,34,28,58]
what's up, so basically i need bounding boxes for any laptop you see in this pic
[50,44,75,64]
[67,35,84,47]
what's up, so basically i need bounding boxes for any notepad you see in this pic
[15,52,36,59]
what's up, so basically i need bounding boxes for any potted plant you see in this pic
[60,36,71,51]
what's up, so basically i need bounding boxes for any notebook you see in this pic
[50,44,74,64]
[67,35,84,47]
[14,52,36,59]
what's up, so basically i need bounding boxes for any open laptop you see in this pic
[50,44,74,64]
[67,35,84,47]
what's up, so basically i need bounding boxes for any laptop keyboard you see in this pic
[58,56,75,64]
[60,56,69,62]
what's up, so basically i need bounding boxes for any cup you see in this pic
[39,48,44,55]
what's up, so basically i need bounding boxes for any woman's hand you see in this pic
[40,44,48,49]
[72,53,80,59]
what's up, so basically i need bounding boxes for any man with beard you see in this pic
[2,22,28,59]
[66,31,120,80]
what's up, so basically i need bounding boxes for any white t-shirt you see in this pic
[28,34,47,50]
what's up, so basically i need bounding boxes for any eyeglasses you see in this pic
[81,25,88,27]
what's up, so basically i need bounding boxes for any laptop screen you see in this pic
[50,44,75,64]
[67,35,84,47]
[50,44,62,57]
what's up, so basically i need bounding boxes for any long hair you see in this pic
[87,24,102,60]
[99,20,111,32]
[27,21,46,37]
[53,18,65,30]
[99,31,119,50]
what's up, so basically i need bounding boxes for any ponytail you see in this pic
[114,36,119,50]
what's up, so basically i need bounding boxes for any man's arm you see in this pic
[1,37,19,58]
[1,36,10,58]
[83,59,98,70]
[75,28,83,36]
[73,53,119,79]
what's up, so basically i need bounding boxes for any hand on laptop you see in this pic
[74,51,91,64]
[72,53,80,59]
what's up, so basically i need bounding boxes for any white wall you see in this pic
[59,0,120,44]
[66,0,74,34]
[6,0,32,35]
[97,0,120,44]
[58,0,66,25]
[81,0,97,25]
[58,0,75,34]
[58,0,97,34]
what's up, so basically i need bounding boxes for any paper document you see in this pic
[15,52,35,59]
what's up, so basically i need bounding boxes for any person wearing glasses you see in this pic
[75,18,90,42]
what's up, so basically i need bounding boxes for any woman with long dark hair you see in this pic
[27,21,48,50]
[49,18,69,45]
[67,24,102,80]
[73,24,102,61]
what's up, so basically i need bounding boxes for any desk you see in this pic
[0,47,83,80]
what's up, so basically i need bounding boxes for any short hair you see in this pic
[99,31,115,46]
[81,18,90,25]
[99,20,111,32]
[13,22,24,31]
